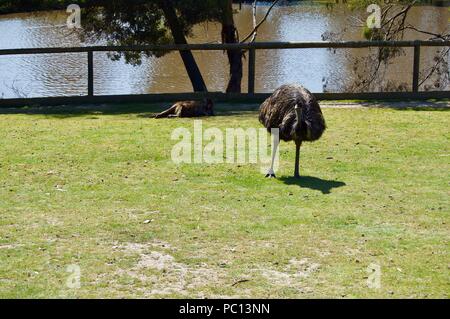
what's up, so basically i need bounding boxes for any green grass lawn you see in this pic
[0,104,448,298]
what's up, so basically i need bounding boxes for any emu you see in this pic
[259,84,326,178]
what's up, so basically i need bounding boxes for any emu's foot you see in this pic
[265,169,276,178]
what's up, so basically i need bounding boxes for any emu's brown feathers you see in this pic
[259,84,326,143]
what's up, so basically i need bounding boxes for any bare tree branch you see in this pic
[400,25,449,41]
[241,0,280,43]
[250,0,257,43]
[419,47,450,87]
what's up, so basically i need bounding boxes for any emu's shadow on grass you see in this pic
[280,176,346,194]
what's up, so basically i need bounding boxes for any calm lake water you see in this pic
[0,2,448,98]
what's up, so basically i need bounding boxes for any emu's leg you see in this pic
[294,141,301,178]
[265,137,280,178]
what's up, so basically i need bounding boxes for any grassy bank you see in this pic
[0,105,448,298]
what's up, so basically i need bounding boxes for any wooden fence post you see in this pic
[412,43,421,93]
[248,48,256,94]
[87,51,94,97]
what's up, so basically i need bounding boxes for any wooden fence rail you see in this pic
[0,40,449,107]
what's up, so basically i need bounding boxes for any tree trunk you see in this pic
[160,1,207,92]
[221,0,243,93]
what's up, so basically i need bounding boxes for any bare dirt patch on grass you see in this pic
[110,241,224,297]
[259,258,321,292]
[108,241,322,297]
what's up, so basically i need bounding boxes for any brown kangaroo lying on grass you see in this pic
[154,99,214,118]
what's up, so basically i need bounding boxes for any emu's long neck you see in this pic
[294,104,302,123]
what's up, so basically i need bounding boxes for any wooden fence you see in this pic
[0,40,449,107]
